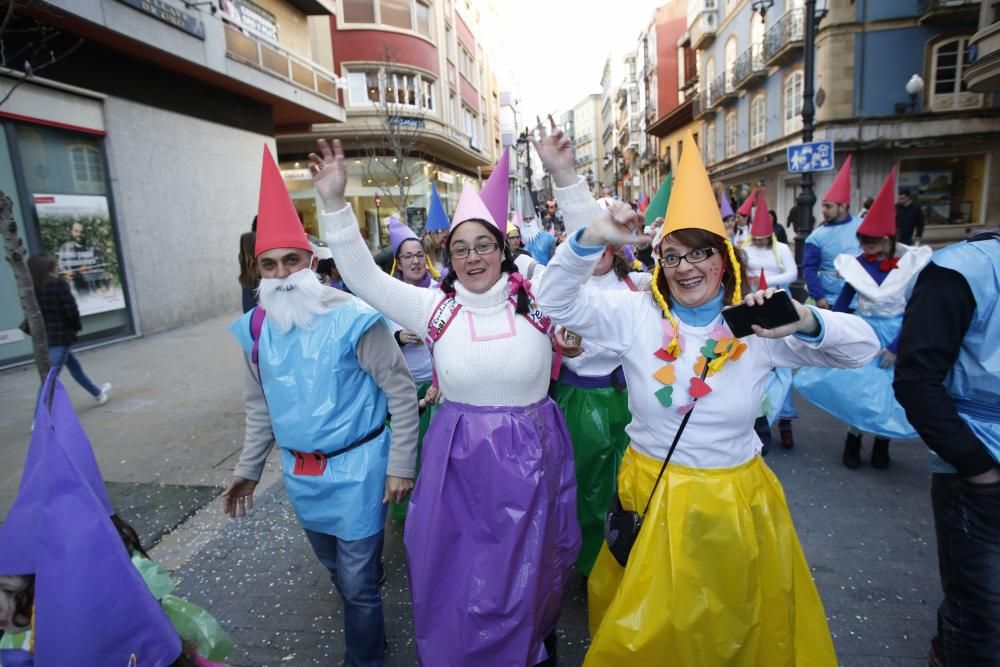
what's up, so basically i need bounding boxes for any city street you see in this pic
[0,312,940,666]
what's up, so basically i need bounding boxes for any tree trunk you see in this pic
[1,191,50,381]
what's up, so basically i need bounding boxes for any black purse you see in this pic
[604,365,710,567]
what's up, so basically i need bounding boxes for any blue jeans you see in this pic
[304,529,385,667]
[931,473,1000,666]
[49,345,101,397]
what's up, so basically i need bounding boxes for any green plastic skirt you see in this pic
[554,381,631,576]
[391,381,440,520]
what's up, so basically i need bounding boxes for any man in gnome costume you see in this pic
[520,183,558,265]
[222,147,418,667]
[795,168,931,470]
[803,156,863,308]
[0,372,185,666]
[894,228,1000,667]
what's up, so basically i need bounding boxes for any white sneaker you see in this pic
[96,382,112,405]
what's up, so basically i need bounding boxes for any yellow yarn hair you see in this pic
[651,264,682,357]
[30,607,35,652]
[390,258,397,276]
[741,234,783,271]
[426,256,440,280]
[724,240,743,306]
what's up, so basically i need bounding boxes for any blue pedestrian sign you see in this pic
[786,141,835,173]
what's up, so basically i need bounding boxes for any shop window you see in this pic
[750,94,766,149]
[899,154,987,226]
[69,145,105,195]
[343,0,375,23]
[783,70,803,135]
[930,37,983,112]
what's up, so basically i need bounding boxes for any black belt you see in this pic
[290,422,386,463]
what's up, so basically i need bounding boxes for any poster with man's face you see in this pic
[35,194,126,316]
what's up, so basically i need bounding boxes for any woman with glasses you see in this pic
[534,122,878,666]
[310,139,579,667]
[795,169,932,471]
[385,216,441,519]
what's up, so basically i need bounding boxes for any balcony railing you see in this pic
[763,8,804,67]
[733,42,767,90]
[917,0,980,24]
[692,92,713,120]
[224,24,338,102]
[710,71,736,108]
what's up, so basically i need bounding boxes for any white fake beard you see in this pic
[257,268,334,333]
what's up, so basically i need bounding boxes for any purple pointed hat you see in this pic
[480,148,510,235]
[388,215,420,256]
[720,194,735,219]
[0,374,182,666]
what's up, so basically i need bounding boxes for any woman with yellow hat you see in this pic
[533,122,880,666]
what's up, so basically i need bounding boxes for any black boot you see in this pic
[778,419,794,449]
[842,432,862,469]
[871,438,891,469]
[754,416,772,457]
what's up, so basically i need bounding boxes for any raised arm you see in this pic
[311,139,439,336]
[531,116,603,234]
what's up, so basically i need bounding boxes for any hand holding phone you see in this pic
[722,290,801,338]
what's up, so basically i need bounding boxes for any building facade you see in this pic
[691,0,999,244]
[571,94,604,195]
[275,0,501,248]
[0,0,343,366]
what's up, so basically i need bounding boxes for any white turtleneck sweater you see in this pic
[322,207,553,407]
[743,242,798,288]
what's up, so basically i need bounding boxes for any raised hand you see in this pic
[309,138,348,213]
[529,115,577,189]
[580,200,651,248]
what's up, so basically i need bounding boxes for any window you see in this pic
[463,106,479,147]
[458,44,475,83]
[705,57,716,93]
[69,145,105,194]
[783,70,803,135]
[415,1,431,37]
[343,0,375,22]
[930,37,983,111]
[725,110,737,159]
[345,67,436,112]
[379,0,411,29]
[706,121,717,164]
[750,94,766,149]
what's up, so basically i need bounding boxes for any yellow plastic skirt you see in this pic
[585,448,837,667]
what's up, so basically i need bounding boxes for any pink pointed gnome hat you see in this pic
[450,183,498,231]
[480,148,510,234]
[737,188,756,217]
[749,190,773,237]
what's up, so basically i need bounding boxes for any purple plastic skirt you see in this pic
[403,397,581,666]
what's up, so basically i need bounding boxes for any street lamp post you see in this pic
[516,127,538,213]
[791,0,821,301]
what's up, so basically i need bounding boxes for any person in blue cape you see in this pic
[520,184,557,265]
[894,228,1000,667]
[794,168,931,470]
[222,147,419,667]
[803,155,862,308]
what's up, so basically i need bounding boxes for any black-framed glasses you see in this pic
[658,247,719,269]
[399,252,426,262]
[507,234,521,241]
[450,242,499,259]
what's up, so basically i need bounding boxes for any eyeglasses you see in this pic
[507,234,521,241]
[399,252,426,262]
[449,242,499,259]
[658,247,719,269]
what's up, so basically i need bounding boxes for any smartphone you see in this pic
[722,290,799,338]
[563,330,582,347]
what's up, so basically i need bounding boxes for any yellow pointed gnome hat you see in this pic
[651,130,743,311]
[654,130,729,248]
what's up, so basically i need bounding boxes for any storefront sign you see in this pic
[114,0,206,39]
[281,168,312,181]
[389,116,426,129]
[232,0,279,42]
[35,194,127,317]
[436,172,455,184]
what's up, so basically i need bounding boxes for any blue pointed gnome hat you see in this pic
[426,183,450,232]
[0,373,182,666]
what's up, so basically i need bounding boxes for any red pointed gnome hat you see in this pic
[758,267,768,290]
[255,145,311,257]
[450,183,498,232]
[737,188,756,217]
[857,167,898,238]
[480,148,510,234]
[822,154,853,205]
[749,190,773,237]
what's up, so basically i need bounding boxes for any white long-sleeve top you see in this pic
[743,242,798,288]
[538,180,881,469]
[322,206,552,407]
